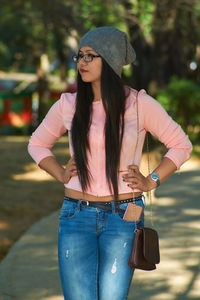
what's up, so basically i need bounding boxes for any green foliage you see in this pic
[73,0,120,30]
[156,77,200,143]
[192,145,200,159]
[130,0,154,38]
[0,0,75,71]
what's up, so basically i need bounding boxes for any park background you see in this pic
[0,0,200,299]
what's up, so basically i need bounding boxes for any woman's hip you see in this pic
[58,195,145,236]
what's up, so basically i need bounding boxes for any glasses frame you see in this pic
[72,53,101,63]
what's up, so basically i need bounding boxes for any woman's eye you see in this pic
[87,54,94,57]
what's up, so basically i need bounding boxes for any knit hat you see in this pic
[78,26,136,77]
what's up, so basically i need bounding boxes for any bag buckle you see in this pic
[80,199,90,206]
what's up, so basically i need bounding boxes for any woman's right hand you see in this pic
[61,155,78,184]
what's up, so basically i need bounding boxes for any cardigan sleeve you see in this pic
[138,89,192,169]
[28,92,76,165]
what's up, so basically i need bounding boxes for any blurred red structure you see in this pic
[0,81,77,132]
[0,93,33,129]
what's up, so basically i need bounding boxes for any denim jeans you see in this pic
[58,196,145,300]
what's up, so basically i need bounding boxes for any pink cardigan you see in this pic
[28,88,192,196]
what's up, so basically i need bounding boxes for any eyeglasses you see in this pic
[72,53,101,63]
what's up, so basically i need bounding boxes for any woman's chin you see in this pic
[80,74,91,82]
[81,78,91,82]
[80,73,100,83]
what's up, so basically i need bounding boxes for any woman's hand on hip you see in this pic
[122,165,156,192]
[61,155,78,184]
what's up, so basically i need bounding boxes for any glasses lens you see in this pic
[85,54,93,62]
[78,54,91,62]
[73,53,96,63]
[74,53,84,63]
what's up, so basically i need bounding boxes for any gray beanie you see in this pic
[78,26,136,77]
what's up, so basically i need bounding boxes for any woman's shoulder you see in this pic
[125,86,148,99]
[125,86,161,108]
[125,86,147,109]
[60,92,77,107]
[55,92,76,115]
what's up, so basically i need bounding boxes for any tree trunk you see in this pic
[122,0,153,90]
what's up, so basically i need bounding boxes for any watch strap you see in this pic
[150,172,160,187]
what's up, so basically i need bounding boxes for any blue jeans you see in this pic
[58,196,145,300]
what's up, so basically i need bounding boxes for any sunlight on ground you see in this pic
[188,274,200,298]
[134,254,200,299]
[131,188,200,300]
[153,293,175,300]
[179,158,200,171]
[42,297,63,300]
[0,238,12,247]
[153,197,176,206]
[168,269,193,294]
[12,170,54,181]
[12,162,54,181]
[0,136,30,142]
[182,208,200,216]
[0,222,9,230]
[187,221,200,230]
[158,259,192,294]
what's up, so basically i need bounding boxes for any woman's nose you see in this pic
[79,59,88,67]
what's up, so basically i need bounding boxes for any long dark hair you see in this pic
[71,58,130,201]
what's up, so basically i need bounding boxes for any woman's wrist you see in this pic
[56,167,66,183]
[59,168,72,184]
[39,157,67,183]
[146,175,158,191]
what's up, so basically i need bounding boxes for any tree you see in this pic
[120,0,154,90]
[152,0,199,86]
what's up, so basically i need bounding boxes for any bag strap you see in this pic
[134,91,154,227]
[146,132,154,227]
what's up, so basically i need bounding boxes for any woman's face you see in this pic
[77,46,102,83]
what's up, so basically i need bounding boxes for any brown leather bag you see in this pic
[128,227,160,270]
[128,91,160,271]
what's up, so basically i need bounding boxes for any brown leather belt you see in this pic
[64,195,143,213]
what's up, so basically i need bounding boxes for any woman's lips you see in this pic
[80,68,88,73]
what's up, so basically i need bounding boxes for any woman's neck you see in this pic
[92,81,101,102]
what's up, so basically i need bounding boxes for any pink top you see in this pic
[28,88,192,196]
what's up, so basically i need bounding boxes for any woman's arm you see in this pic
[123,90,192,192]
[28,95,67,165]
[39,156,77,184]
[28,93,78,184]
[28,93,76,165]
[140,90,193,170]
[123,157,177,192]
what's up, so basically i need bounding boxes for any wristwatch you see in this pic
[150,172,160,187]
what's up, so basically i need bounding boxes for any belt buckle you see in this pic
[80,199,90,206]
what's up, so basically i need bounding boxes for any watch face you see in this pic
[151,173,159,181]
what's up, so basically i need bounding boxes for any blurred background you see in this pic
[0,1,200,299]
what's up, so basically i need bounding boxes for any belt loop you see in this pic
[76,199,82,212]
[111,201,116,213]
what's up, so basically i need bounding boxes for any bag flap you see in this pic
[142,227,160,264]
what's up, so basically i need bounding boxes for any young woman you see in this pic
[28,26,192,300]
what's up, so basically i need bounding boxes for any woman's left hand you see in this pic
[122,165,156,192]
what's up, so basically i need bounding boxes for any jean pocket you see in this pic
[116,200,145,224]
[59,201,78,220]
